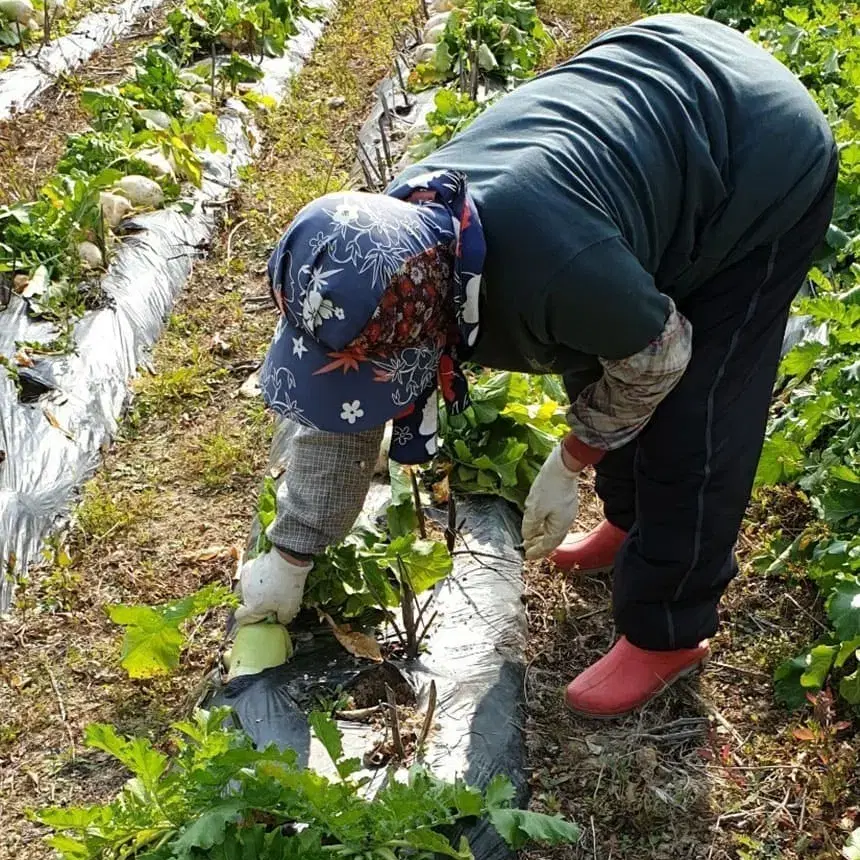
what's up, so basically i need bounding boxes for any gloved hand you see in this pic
[234,548,312,626]
[521,445,581,560]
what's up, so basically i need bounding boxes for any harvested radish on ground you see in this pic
[414,43,437,63]
[136,148,175,179]
[116,175,165,208]
[100,192,134,228]
[422,21,447,42]
[225,621,293,681]
[0,0,34,24]
[77,241,104,269]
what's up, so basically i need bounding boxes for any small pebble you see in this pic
[327,96,346,108]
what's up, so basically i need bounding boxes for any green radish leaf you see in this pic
[774,654,810,709]
[484,774,517,808]
[828,581,860,640]
[308,711,359,779]
[489,808,581,849]
[453,782,484,817]
[399,829,474,858]
[84,724,168,789]
[173,800,246,856]
[109,584,236,678]
[835,636,860,668]
[839,668,860,705]
[800,644,837,689]
[755,434,805,486]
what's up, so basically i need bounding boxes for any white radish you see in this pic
[99,192,133,229]
[180,90,197,111]
[422,21,447,43]
[78,241,104,269]
[115,175,164,208]
[137,108,172,129]
[135,147,175,179]
[414,42,437,63]
[424,11,451,31]
[178,71,205,87]
[0,0,34,24]
[225,622,293,681]
[19,265,49,298]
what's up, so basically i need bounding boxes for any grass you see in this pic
[186,421,264,490]
[536,0,639,63]
[74,480,156,539]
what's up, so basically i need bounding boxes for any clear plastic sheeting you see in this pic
[0,6,331,610]
[211,429,528,860]
[0,0,167,122]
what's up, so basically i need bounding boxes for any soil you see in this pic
[520,480,858,860]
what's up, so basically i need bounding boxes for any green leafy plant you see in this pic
[217,50,265,93]
[304,515,453,626]
[250,475,278,557]
[164,0,316,65]
[33,707,580,859]
[411,0,551,88]
[108,583,238,678]
[437,369,568,508]
[408,88,490,158]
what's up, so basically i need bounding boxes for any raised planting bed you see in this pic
[212,476,530,860]
[0,0,331,609]
[0,0,169,120]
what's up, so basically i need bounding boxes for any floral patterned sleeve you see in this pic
[566,298,693,452]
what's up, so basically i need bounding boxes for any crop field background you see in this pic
[0,0,858,855]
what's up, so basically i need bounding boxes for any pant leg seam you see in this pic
[669,240,780,613]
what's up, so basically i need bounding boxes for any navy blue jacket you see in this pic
[396,13,835,372]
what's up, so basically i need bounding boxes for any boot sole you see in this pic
[564,655,709,721]
[552,561,615,576]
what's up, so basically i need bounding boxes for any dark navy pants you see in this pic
[563,160,838,651]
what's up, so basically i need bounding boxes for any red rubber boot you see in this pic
[565,636,711,718]
[550,520,627,573]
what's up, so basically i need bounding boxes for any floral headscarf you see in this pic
[259,170,486,464]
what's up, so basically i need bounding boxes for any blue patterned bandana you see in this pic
[260,170,486,464]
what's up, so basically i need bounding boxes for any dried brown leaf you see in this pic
[43,409,75,441]
[323,613,383,662]
[181,545,240,563]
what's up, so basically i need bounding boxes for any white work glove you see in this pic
[521,445,580,561]
[234,549,312,626]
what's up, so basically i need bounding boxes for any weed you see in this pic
[75,481,155,540]
[188,424,259,490]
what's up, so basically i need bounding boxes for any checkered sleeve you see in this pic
[268,420,386,557]
[566,298,692,451]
